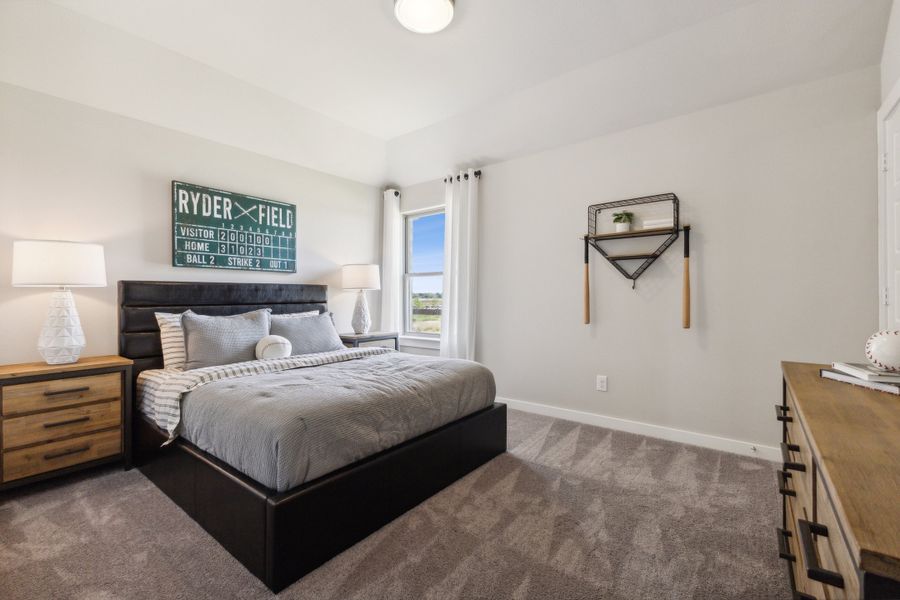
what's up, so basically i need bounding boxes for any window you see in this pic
[404,210,445,336]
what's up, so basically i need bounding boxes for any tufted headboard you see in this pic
[117,280,328,384]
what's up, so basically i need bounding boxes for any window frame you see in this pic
[403,208,445,339]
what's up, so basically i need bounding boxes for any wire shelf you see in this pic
[586,193,680,285]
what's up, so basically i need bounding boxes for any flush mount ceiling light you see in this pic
[394,0,454,34]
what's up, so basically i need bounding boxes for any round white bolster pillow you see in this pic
[255,335,292,360]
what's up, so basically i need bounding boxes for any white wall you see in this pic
[410,67,879,449]
[884,0,900,100]
[0,83,382,365]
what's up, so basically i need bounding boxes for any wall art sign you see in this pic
[172,181,297,273]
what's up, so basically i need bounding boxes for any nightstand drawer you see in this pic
[1,373,121,416]
[2,428,121,483]
[2,400,121,450]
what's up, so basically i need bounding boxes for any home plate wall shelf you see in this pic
[582,192,692,328]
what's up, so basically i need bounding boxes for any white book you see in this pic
[831,362,900,383]
[820,369,900,395]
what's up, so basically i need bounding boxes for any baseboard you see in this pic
[497,396,780,462]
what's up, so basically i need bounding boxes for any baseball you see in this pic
[255,335,292,360]
[864,330,900,372]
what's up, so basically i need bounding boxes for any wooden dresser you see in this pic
[779,362,900,599]
[0,355,133,490]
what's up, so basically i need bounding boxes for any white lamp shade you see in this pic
[394,0,454,34]
[342,264,381,290]
[12,240,107,287]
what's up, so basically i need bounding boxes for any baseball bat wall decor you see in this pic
[682,225,691,329]
[583,236,590,324]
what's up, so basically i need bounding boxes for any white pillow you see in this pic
[255,335,292,360]
[155,312,186,370]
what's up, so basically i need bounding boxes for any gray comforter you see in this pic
[179,352,496,492]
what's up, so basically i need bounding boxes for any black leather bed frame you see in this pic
[118,281,506,592]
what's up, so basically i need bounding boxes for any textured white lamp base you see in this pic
[351,290,371,335]
[37,288,86,364]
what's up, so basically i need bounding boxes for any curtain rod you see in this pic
[443,170,482,183]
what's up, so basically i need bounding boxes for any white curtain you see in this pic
[440,168,480,360]
[380,189,403,333]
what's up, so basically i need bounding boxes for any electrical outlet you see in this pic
[596,375,607,392]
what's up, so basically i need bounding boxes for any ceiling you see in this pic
[2,0,894,186]
[54,0,767,140]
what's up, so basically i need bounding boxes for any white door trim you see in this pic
[877,78,900,328]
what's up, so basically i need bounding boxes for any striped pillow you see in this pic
[155,312,186,370]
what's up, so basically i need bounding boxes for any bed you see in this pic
[118,280,507,592]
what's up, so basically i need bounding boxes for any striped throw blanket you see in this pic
[138,347,393,440]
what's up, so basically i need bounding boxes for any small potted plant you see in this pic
[613,211,634,233]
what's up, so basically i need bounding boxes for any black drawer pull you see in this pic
[43,445,90,460]
[43,416,91,429]
[43,386,90,397]
[781,442,806,472]
[777,470,796,497]
[797,519,845,589]
[777,528,795,561]
[775,404,792,422]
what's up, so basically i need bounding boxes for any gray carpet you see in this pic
[0,409,789,599]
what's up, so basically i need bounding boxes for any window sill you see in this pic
[399,335,441,350]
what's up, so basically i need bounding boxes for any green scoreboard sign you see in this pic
[172,181,297,273]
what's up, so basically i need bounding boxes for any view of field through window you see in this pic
[408,212,444,335]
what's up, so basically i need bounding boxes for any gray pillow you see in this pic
[272,310,319,320]
[270,311,344,355]
[182,309,272,370]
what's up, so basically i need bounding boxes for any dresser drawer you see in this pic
[786,495,827,599]
[1,373,121,416]
[782,495,802,588]
[2,400,121,450]
[782,435,813,519]
[2,428,121,483]
[807,477,860,599]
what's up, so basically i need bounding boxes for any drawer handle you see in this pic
[777,527,795,561]
[43,445,90,460]
[781,442,806,472]
[775,404,792,422]
[779,528,818,600]
[43,416,91,429]
[777,470,796,497]
[43,386,90,397]
[797,519,845,589]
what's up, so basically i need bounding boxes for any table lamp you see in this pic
[11,240,107,364]
[342,264,380,335]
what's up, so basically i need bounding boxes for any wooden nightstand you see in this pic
[0,355,133,491]
[340,332,399,350]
